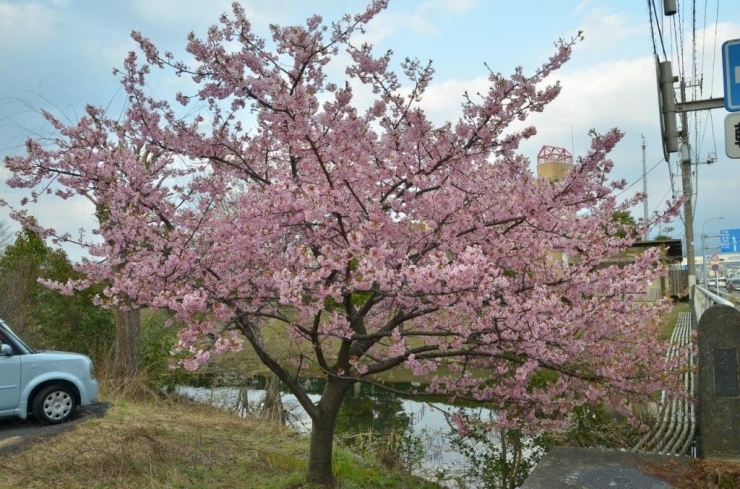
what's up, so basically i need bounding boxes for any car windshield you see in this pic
[0,319,35,354]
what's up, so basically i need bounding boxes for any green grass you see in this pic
[658,301,690,341]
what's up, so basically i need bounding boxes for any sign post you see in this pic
[723,39,740,112]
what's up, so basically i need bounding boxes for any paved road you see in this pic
[0,402,110,455]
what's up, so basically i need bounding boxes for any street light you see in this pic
[702,216,724,293]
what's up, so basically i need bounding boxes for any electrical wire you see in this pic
[672,1,685,80]
[649,0,670,60]
[700,0,709,85]
[690,0,722,222]
[648,0,660,59]
[653,184,678,215]
[692,0,703,163]
[667,155,678,200]
[617,158,667,197]
[645,0,724,239]
[709,0,721,98]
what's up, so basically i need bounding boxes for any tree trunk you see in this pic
[261,371,284,424]
[306,377,352,486]
[114,307,141,391]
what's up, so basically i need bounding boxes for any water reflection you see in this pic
[175,377,491,487]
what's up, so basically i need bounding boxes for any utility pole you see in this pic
[679,80,697,290]
[654,6,725,295]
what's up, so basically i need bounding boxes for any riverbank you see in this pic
[0,396,443,489]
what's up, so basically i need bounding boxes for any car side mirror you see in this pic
[0,343,13,356]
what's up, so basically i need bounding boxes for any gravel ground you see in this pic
[0,401,111,455]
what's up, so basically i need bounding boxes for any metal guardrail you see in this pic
[631,311,694,456]
[633,286,736,457]
[694,285,735,322]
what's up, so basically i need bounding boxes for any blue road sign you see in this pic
[720,228,740,252]
[723,39,740,112]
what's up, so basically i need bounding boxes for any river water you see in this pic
[176,379,499,487]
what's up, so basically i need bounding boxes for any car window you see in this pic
[0,331,10,354]
[0,321,34,354]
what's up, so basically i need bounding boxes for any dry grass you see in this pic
[0,396,439,489]
[641,458,740,488]
[0,399,301,488]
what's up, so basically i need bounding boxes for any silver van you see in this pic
[0,318,99,424]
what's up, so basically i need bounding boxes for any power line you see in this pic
[647,0,724,248]
[709,0,721,98]
[700,0,708,83]
[617,158,667,197]
[649,0,669,60]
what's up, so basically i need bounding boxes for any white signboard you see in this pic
[727,113,740,159]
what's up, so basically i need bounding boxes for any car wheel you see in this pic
[32,384,76,424]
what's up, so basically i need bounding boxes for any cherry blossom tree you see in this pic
[4,1,682,485]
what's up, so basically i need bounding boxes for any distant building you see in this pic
[535,145,682,301]
[537,145,574,265]
[536,145,572,183]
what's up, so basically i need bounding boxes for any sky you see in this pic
[1,0,739,263]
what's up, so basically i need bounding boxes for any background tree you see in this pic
[0,227,113,357]
[4,2,682,485]
[0,227,41,331]
[2,130,160,391]
[609,210,639,239]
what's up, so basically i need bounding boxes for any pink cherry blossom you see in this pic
[2,3,684,485]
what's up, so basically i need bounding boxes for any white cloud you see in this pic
[422,0,478,14]
[576,8,646,54]
[571,0,593,16]
[0,1,60,47]
[535,57,657,129]
[409,76,489,125]
[354,0,480,46]
[130,0,236,28]
[408,54,657,147]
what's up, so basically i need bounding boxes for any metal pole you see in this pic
[702,233,706,286]
[642,136,648,240]
[702,217,724,290]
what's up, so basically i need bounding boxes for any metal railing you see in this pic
[633,287,737,457]
[694,285,735,322]
[632,311,694,456]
